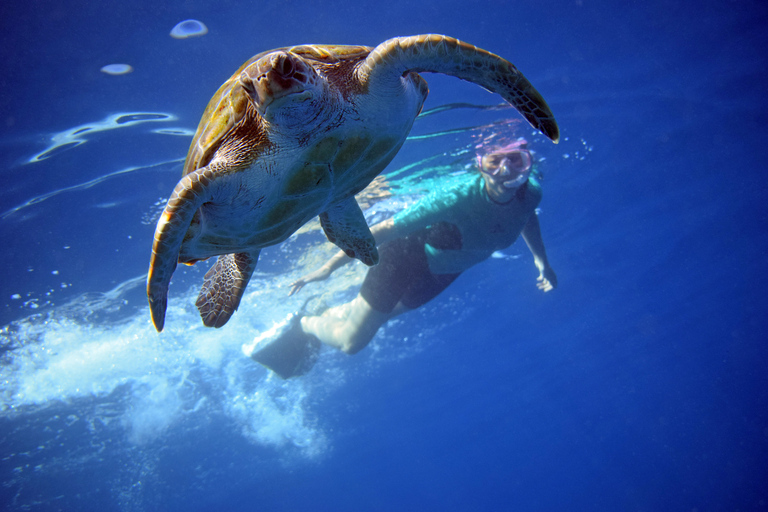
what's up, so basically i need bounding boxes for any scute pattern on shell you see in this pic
[184,77,254,176]
[183,45,374,178]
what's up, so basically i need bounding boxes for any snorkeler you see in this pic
[246,139,557,376]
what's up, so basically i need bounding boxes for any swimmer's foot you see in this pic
[243,312,321,379]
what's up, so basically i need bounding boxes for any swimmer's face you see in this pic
[480,149,532,190]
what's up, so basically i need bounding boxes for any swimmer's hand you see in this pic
[289,267,332,296]
[535,261,557,292]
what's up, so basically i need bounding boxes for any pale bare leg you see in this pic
[301,295,396,355]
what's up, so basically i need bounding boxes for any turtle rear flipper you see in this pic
[319,197,379,266]
[196,250,260,328]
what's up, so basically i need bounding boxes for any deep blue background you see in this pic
[1,0,767,511]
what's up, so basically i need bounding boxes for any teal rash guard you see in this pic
[392,172,542,275]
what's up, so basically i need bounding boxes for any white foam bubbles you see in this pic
[3,315,168,408]
[225,370,327,458]
[0,269,339,458]
[122,376,184,445]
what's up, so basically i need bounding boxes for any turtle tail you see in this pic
[147,167,215,332]
[358,34,559,143]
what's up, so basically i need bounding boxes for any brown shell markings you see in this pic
[182,45,374,177]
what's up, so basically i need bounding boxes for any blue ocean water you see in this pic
[1,0,767,510]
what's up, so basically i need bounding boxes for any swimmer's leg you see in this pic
[301,295,392,355]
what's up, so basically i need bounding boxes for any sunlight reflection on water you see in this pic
[26,112,178,164]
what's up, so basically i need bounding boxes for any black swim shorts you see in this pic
[360,221,462,314]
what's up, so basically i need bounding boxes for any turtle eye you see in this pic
[275,54,294,76]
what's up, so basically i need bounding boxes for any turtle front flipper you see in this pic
[357,34,559,143]
[147,166,217,332]
[319,198,379,266]
[195,250,260,328]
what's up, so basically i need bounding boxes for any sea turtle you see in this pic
[147,34,559,332]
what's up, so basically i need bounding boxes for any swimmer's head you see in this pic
[477,138,532,190]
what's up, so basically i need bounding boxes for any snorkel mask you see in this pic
[477,139,533,190]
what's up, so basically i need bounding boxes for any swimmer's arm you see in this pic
[288,218,402,295]
[521,213,558,292]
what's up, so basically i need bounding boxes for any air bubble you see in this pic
[170,20,208,39]
[100,64,133,76]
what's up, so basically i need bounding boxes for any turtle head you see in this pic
[239,51,323,120]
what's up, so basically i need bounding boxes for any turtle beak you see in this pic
[241,52,317,114]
